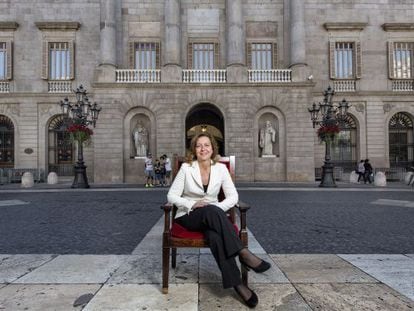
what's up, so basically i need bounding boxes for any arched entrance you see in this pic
[0,114,14,168]
[185,103,225,155]
[331,114,358,172]
[48,115,74,176]
[389,112,414,169]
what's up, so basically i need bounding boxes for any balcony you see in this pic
[116,69,161,83]
[248,69,292,83]
[182,69,227,83]
[48,81,72,93]
[333,80,356,92]
[392,79,414,92]
[0,81,10,93]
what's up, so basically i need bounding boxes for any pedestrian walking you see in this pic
[163,154,172,186]
[364,159,373,184]
[357,160,365,183]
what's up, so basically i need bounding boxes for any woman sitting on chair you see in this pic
[167,132,271,308]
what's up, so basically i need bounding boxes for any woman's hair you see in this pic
[186,132,219,164]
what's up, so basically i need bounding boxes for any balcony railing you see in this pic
[248,69,292,83]
[333,80,356,92]
[392,79,414,91]
[48,81,72,93]
[116,69,161,83]
[0,81,10,93]
[182,69,227,83]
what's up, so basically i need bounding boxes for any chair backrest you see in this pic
[171,155,236,221]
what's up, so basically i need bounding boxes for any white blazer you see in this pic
[167,160,239,219]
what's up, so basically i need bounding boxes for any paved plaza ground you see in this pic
[0,182,413,310]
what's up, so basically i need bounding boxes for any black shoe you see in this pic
[239,257,271,273]
[234,286,258,308]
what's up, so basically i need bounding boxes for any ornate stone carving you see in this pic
[383,103,393,113]
[0,104,19,116]
[355,103,365,113]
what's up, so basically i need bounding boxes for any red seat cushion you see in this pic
[171,222,239,239]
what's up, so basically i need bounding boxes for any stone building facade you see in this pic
[0,0,413,183]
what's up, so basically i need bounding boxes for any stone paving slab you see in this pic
[339,254,414,301]
[295,283,414,311]
[271,254,378,283]
[199,254,289,284]
[14,255,126,284]
[199,283,312,311]
[0,284,101,311]
[0,254,55,283]
[108,254,199,284]
[406,254,414,259]
[83,284,198,311]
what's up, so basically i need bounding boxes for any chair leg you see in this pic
[241,264,248,286]
[162,246,170,294]
[171,248,177,268]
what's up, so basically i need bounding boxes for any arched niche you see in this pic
[257,112,280,158]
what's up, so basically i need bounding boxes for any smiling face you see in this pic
[195,136,213,162]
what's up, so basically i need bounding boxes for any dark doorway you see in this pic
[185,103,225,155]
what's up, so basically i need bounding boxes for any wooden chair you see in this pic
[161,155,250,294]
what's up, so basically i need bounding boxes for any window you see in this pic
[389,112,413,168]
[388,42,413,79]
[0,114,14,168]
[0,41,12,80]
[42,41,74,80]
[188,42,219,69]
[331,114,357,172]
[329,41,361,79]
[128,42,160,69]
[246,42,277,69]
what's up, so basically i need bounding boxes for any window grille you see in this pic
[0,114,14,168]
[134,42,160,69]
[49,42,71,80]
[330,41,361,79]
[247,43,276,69]
[188,42,219,69]
[0,42,6,80]
[390,42,413,79]
[389,112,414,168]
[331,114,357,172]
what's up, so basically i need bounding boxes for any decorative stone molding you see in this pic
[383,103,393,113]
[382,23,414,32]
[355,103,365,113]
[35,21,81,31]
[323,22,368,31]
[0,22,19,30]
[0,103,19,116]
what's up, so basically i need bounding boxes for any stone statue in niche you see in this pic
[132,121,149,157]
[259,120,277,157]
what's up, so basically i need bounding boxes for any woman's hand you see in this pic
[192,200,208,210]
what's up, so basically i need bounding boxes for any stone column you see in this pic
[162,0,182,83]
[289,0,309,81]
[226,0,247,82]
[96,0,116,82]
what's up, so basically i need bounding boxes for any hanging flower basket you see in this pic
[67,124,93,145]
[317,124,340,143]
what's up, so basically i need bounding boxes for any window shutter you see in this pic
[272,42,278,69]
[329,41,336,79]
[246,42,252,68]
[214,42,219,69]
[387,41,395,79]
[354,41,362,79]
[187,42,193,69]
[128,41,135,69]
[69,40,75,80]
[155,42,160,69]
[6,40,12,80]
[41,41,49,80]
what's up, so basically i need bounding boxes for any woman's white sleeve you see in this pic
[167,166,195,214]
[214,165,239,212]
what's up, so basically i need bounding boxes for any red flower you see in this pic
[317,124,340,142]
[66,124,93,143]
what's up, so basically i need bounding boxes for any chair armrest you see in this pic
[236,200,250,231]
[161,203,173,232]
[236,200,250,212]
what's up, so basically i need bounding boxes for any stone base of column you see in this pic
[161,65,182,83]
[94,64,116,83]
[226,65,248,83]
[289,63,311,82]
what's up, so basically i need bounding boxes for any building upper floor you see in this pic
[0,0,413,93]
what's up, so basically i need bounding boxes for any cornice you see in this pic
[0,21,19,30]
[35,21,81,31]
[382,23,414,32]
[323,22,368,31]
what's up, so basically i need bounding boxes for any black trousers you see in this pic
[175,204,244,288]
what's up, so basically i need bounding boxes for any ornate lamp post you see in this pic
[308,86,349,187]
[59,85,101,188]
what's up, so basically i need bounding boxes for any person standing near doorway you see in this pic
[357,160,365,183]
[144,153,154,187]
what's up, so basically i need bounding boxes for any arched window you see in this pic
[389,112,413,168]
[331,114,357,171]
[0,115,14,168]
[48,115,74,175]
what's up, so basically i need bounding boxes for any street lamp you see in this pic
[59,85,101,188]
[308,86,349,187]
